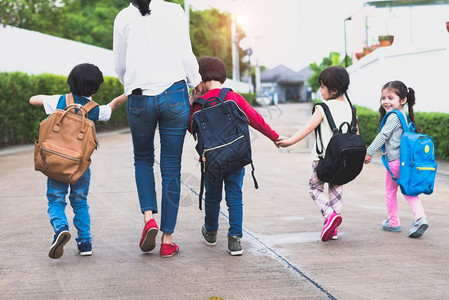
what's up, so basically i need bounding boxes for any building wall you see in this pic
[0,26,253,93]
[347,42,449,114]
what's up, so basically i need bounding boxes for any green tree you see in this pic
[190,8,246,79]
[0,0,247,79]
[307,52,353,93]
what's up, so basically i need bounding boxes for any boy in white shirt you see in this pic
[29,63,126,259]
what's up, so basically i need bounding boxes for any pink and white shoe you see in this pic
[321,212,342,242]
[332,228,338,240]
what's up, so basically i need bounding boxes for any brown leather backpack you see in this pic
[34,94,99,184]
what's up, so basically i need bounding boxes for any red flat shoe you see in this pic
[139,219,158,252]
[160,243,179,258]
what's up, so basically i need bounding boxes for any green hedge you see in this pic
[0,72,127,147]
[312,100,449,160]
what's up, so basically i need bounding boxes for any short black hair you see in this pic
[198,57,227,84]
[318,66,349,99]
[67,63,104,97]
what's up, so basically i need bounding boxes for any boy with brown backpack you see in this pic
[30,63,126,259]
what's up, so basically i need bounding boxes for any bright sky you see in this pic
[188,0,367,71]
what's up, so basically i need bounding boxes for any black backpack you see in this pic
[313,100,366,185]
[191,88,258,209]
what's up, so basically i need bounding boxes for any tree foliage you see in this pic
[307,52,353,93]
[0,0,248,78]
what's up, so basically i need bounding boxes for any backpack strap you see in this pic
[313,103,337,157]
[198,165,205,210]
[379,110,410,182]
[313,100,358,157]
[198,162,258,210]
[217,88,231,103]
[65,94,99,116]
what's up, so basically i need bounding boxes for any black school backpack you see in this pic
[313,100,366,185]
[191,88,258,209]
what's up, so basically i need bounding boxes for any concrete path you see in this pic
[1,103,448,299]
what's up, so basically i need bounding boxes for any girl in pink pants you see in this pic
[365,80,428,238]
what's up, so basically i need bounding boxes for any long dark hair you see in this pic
[132,0,151,16]
[378,80,418,130]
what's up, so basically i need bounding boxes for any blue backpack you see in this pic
[191,88,258,209]
[380,110,437,196]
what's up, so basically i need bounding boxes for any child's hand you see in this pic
[276,136,293,148]
[364,154,372,164]
[273,136,286,148]
[108,94,127,111]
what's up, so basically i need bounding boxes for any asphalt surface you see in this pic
[1,103,448,300]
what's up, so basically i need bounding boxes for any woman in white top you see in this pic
[113,0,202,258]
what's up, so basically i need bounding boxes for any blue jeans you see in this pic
[127,80,189,234]
[47,168,91,242]
[204,168,245,237]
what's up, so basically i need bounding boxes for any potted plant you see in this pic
[379,35,394,47]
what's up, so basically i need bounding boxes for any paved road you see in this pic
[1,103,448,299]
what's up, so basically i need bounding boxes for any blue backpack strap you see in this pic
[193,97,207,107]
[380,110,409,182]
[217,88,231,103]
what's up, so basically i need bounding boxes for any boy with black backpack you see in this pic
[30,63,127,259]
[277,66,364,242]
[189,57,280,255]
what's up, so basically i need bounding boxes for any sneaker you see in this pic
[227,236,243,256]
[77,241,92,256]
[382,219,402,232]
[139,219,159,252]
[160,243,179,258]
[49,227,71,259]
[331,228,338,240]
[201,225,217,246]
[408,217,429,238]
[320,212,342,242]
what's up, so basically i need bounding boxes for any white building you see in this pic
[0,25,253,94]
[346,1,449,114]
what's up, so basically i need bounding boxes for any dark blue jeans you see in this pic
[127,80,189,234]
[47,168,91,242]
[204,168,245,237]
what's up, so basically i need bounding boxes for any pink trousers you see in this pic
[385,159,426,226]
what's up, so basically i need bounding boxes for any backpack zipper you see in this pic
[416,167,435,171]
[201,135,245,172]
[41,147,81,168]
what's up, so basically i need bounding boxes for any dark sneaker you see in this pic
[77,241,93,256]
[49,227,71,259]
[201,225,217,246]
[227,236,243,256]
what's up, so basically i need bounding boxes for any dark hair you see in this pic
[198,57,227,84]
[67,63,104,97]
[132,0,151,16]
[378,80,418,130]
[318,66,350,101]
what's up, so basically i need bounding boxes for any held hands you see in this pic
[364,154,372,164]
[275,136,292,148]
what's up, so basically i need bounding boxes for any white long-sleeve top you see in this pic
[113,0,201,96]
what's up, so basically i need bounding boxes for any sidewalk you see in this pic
[1,103,448,299]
